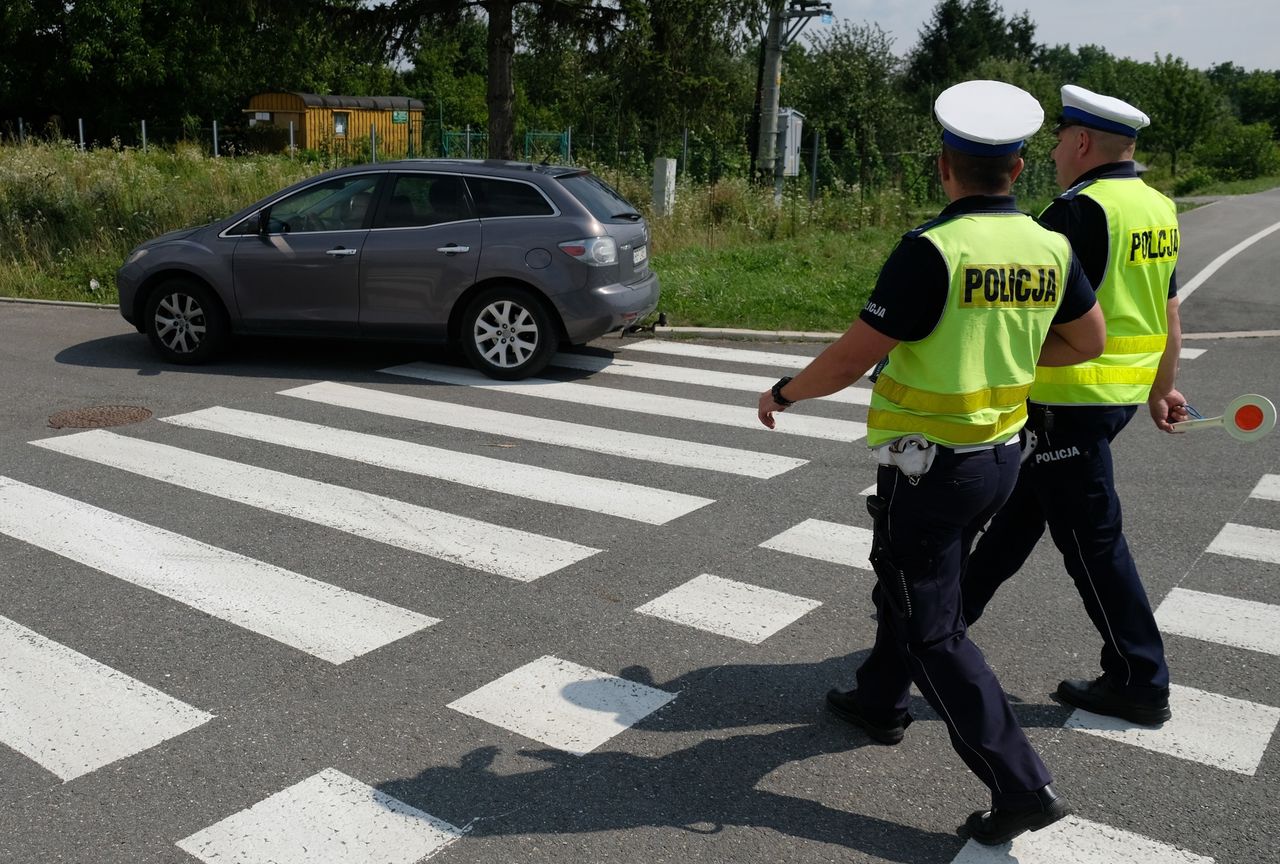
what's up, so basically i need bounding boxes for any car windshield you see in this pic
[558,173,640,222]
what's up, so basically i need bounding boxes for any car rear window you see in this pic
[558,173,640,221]
[465,177,554,218]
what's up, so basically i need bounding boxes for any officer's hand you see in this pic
[1149,388,1189,433]
[758,390,787,429]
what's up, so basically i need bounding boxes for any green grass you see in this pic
[1176,174,1280,197]
[651,228,899,332]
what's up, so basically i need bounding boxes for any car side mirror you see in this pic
[256,210,269,236]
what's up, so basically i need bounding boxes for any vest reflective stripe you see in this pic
[874,373,1031,415]
[1029,177,1177,406]
[1105,334,1167,355]
[868,403,1028,445]
[868,211,1071,448]
[1033,364,1157,386]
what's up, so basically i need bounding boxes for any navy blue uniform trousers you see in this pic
[963,404,1169,694]
[855,444,1053,805]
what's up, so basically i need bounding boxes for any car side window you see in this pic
[375,174,472,229]
[465,177,555,218]
[265,175,380,234]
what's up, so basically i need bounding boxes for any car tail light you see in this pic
[558,236,617,266]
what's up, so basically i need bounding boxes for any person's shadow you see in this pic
[378,651,1069,861]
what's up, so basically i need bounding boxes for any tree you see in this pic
[786,21,908,189]
[364,1,629,159]
[904,0,1038,102]
[1142,54,1219,176]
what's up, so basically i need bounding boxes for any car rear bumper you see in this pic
[558,270,660,344]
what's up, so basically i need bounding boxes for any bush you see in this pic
[1194,121,1280,181]
[1172,166,1218,196]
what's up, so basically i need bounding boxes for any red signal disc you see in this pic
[1234,404,1265,431]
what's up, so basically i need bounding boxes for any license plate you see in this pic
[632,245,648,266]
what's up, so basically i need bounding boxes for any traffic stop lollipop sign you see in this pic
[1171,394,1277,442]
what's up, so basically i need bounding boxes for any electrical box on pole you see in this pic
[778,108,804,177]
[754,1,832,187]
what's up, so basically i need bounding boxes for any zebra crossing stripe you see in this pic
[951,814,1214,863]
[1066,683,1280,775]
[1206,522,1280,565]
[176,768,465,864]
[31,430,598,582]
[1179,347,1206,360]
[162,407,713,526]
[759,519,874,571]
[1251,474,1280,501]
[0,477,438,664]
[623,340,820,370]
[635,573,821,644]
[1155,587,1280,656]
[447,655,676,755]
[551,352,872,406]
[281,382,807,479]
[380,362,867,443]
[0,613,212,781]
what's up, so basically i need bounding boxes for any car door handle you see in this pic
[436,245,471,254]
[325,247,359,257]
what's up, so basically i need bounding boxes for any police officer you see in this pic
[962,85,1187,726]
[757,81,1105,845]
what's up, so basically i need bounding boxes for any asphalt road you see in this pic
[0,189,1277,864]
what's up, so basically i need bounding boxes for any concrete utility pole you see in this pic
[753,1,832,182]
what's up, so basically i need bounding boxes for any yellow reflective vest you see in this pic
[1029,177,1178,405]
[867,211,1073,448]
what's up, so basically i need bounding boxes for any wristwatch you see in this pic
[771,376,795,407]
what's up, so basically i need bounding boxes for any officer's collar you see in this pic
[939,194,1020,218]
[1069,160,1138,186]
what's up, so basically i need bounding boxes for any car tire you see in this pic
[460,286,558,380]
[143,279,229,365]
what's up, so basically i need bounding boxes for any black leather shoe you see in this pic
[1056,675,1172,725]
[824,688,911,744]
[961,784,1070,845]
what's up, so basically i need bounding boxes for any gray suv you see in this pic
[116,159,659,378]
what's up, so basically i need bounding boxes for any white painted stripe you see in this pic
[0,477,437,664]
[1251,474,1280,501]
[380,362,866,443]
[552,352,872,406]
[860,483,877,496]
[624,340,820,369]
[1206,522,1280,565]
[31,430,597,582]
[447,655,676,755]
[281,382,806,479]
[1179,346,1206,360]
[759,519,874,571]
[635,573,821,644]
[177,768,464,864]
[0,614,212,781]
[163,407,712,526]
[1180,219,1280,301]
[951,814,1214,863]
[1155,587,1280,656]
[1066,683,1280,775]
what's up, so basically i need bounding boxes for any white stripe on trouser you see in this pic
[885,468,1003,792]
[1070,527,1133,687]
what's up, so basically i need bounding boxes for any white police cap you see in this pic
[1058,84,1150,137]
[935,80,1044,156]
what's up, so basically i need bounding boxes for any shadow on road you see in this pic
[377,651,1069,861]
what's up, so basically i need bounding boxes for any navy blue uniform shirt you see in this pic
[1041,161,1179,299]
[859,194,1097,342]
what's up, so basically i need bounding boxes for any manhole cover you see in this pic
[48,405,153,429]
